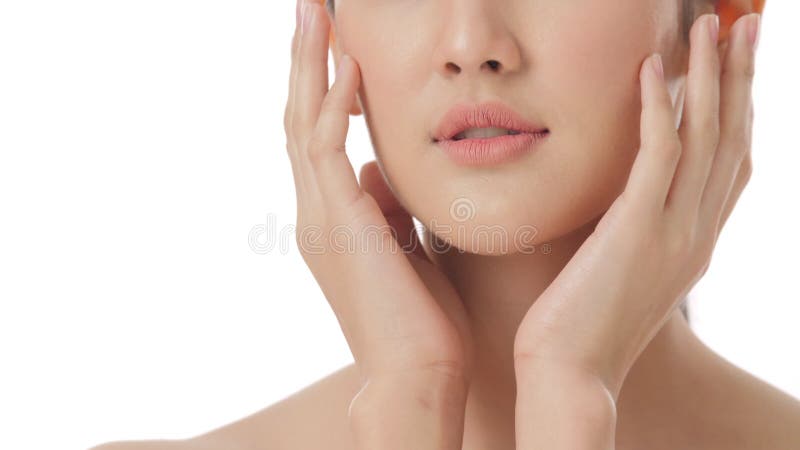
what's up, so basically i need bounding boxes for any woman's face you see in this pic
[332,0,691,255]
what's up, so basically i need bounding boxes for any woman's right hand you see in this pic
[283,2,472,449]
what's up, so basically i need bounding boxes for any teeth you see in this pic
[454,127,519,140]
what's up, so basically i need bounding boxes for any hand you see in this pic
[513,12,761,449]
[283,2,472,449]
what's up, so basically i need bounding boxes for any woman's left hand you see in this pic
[513,12,760,449]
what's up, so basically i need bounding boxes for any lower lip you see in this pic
[436,131,549,166]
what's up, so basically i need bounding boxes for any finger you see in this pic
[667,14,721,220]
[697,128,752,264]
[307,54,365,213]
[293,1,331,148]
[284,0,303,144]
[623,53,682,216]
[359,161,428,260]
[699,13,759,234]
[718,0,766,44]
[717,126,753,236]
[285,0,308,199]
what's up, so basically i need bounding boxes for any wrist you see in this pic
[514,324,638,399]
[515,361,618,450]
[348,371,469,450]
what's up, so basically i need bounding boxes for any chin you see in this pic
[413,198,590,256]
[376,134,629,256]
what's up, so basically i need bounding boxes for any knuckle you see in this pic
[319,96,340,117]
[663,138,683,162]
[672,137,684,154]
[513,347,542,368]
[421,359,468,382]
[285,138,293,155]
[295,231,308,258]
[283,110,293,135]
[697,233,716,267]
[295,221,327,260]
[726,127,749,151]
[736,140,750,160]
[740,154,753,181]
[700,259,711,278]
[692,248,712,277]
[292,30,304,59]
[342,189,377,225]
[698,114,721,142]
[320,89,347,116]
[292,116,315,140]
[306,133,326,166]
[294,219,308,250]
[743,60,756,81]
[666,226,697,260]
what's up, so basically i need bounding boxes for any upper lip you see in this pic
[432,100,548,142]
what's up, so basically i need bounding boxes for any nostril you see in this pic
[445,62,461,74]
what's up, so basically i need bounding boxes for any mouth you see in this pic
[432,100,549,142]
[435,129,550,166]
[444,127,548,142]
[431,100,550,166]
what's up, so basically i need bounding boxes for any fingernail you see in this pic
[652,53,664,81]
[301,2,314,35]
[708,14,719,44]
[749,13,761,51]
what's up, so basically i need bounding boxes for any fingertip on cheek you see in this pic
[652,53,665,81]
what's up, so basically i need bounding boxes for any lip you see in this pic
[432,101,549,166]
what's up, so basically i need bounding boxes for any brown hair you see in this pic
[682,0,717,45]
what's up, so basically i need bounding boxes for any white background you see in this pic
[0,2,797,449]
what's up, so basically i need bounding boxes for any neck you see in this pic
[421,214,702,449]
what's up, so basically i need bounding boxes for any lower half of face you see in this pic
[338,0,684,255]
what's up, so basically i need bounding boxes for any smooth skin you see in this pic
[283,4,472,448]
[92,1,800,449]
[513,12,757,449]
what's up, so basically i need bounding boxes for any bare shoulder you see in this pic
[89,363,362,450]
[695,348,800,450]
[191,363,361,450]
[88,440,224,450]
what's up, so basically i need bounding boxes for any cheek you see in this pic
[546,6,651,143]
[338,17,427,152]
[339,33,437,212]
[539,11,655,216]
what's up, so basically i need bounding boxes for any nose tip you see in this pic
[433,24,522,79]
